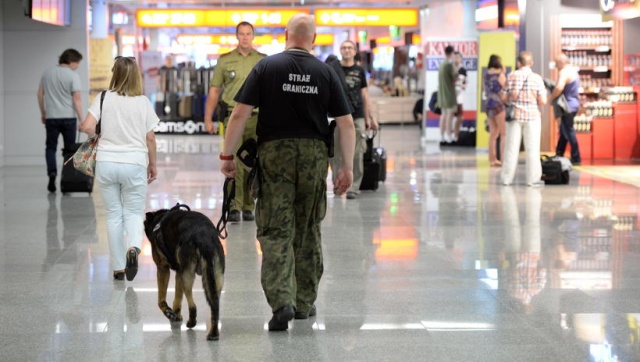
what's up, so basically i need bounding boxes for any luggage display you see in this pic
[61,143,94,194]
[541,155,570,185]
[178,95,193,118]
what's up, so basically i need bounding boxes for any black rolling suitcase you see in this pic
[375,146,387,182]
[360,156,381,191]
[363,130,388,183]
[360,132,382,191]
[61,143,94,194]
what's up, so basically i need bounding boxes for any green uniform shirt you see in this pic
[211,48,266,108]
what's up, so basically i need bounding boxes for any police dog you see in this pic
[144,204,225,340]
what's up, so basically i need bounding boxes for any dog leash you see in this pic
[216,178,235,240]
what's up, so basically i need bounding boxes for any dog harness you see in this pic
[152,203,191,270]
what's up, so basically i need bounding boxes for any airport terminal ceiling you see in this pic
[105,0,436,9]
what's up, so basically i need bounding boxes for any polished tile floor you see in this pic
[2,124,640,361]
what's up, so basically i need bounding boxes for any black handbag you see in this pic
[505,105,515,122]
[541,155,569,184]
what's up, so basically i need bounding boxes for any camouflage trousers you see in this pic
[224,113,258,212]
[255,138,328,313]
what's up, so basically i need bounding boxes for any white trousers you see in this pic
[501,120,542,185]
[96,161,147,271]
[501,187,541,253]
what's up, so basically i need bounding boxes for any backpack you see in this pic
[428,91,441,115]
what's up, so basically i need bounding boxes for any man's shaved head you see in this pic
[285,13,316,50]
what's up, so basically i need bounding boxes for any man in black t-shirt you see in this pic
[220,13,355,332]
[328,40,378,200]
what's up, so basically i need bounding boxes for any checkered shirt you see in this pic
[504,67,546,122]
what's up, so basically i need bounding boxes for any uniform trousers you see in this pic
[224,113,258,212]
[329,117,365,193]
[96,161,147,271]
[255,138,328,314]
[501,119,542,185]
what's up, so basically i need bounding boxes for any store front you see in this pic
[104,6,420,135]
[546,1,640,162]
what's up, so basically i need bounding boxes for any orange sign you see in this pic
[315,8,418,27]
[137,9,309,27]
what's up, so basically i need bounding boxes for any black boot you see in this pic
[268,304,294,331]
[48,173,56,193]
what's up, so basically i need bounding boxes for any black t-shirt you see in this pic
[341,64,367,119]
[235,51,353,144]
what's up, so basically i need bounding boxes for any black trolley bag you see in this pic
[359,131,383,191]
[375,133,387,182]
[540,155,570,185]
[61,140,94,194]
[60,91,106,194]
[366,129,387,182]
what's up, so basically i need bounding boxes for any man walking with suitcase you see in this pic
[37,48,83,193]
[328,40,378,199]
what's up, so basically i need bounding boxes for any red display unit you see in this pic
[576,132,593,161]
[613,103,637,159]
[593,118,614,159]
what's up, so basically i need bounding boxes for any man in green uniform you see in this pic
[204,21,266,222]
[220,13,355,332]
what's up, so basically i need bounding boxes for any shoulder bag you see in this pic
[65,91,106,177]
[505,75,529,122]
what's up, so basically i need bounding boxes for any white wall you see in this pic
[2,0,89,167]
[0,2,4,168]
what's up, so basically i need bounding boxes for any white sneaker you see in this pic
[442,134,451,143]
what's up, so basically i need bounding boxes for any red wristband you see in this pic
[219,153,234,161]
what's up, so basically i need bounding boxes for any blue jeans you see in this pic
[45,118,76,176]
[96,161,147,271]
[555,112,581,163]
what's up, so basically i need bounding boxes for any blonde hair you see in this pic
[109,57,143,96]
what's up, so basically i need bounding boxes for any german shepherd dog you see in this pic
[144,204,225,340]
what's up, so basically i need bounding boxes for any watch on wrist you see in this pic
[219,153,233,161]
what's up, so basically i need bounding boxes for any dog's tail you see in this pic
[201,244,224,340]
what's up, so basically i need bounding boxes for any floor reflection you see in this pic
[5,127,640,361]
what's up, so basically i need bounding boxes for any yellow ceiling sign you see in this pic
[315,8,418,27]
[176,34,287,45]
[314,33,334,46]
[137,9,309,27]
[176,33,334,47]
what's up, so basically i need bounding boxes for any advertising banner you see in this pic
[422,39,478,142]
